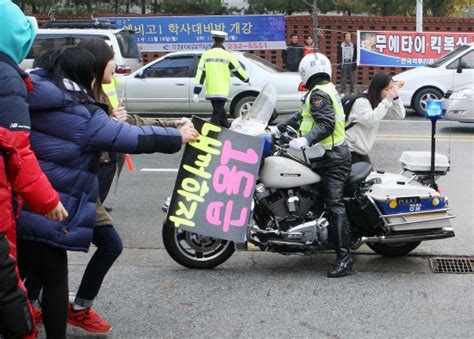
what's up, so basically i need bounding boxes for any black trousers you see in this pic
[0,234,35,339]
[313,145,352,256]
[25,227,123,314]
[75,225,123,307]
[18,240,68,339]
[340,63,356,94]
[210,99,229,128]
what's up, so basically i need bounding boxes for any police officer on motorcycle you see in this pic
[270,53,354,277]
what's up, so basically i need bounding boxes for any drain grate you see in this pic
[430,257,474,274]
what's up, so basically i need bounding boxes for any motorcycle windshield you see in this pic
[247,83,277,124]
[230,83,277,135]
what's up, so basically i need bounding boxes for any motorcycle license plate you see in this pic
[377,197,445,215]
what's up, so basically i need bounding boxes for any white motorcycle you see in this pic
[162,84,455,269]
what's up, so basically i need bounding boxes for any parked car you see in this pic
[393,42,474,116]
[444,86,474,123]
[117,51,303,117]
[20,26,142,75]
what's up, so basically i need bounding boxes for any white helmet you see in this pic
[298,53,332,86]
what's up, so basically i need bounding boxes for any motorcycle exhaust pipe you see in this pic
[358,227,454,245]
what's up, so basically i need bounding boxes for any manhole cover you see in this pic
[430,257,474,274]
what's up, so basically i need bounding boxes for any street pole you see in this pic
[312,0,318,50]
[430,119,438,189]
[416,0,423,32]
[49,0,56,20]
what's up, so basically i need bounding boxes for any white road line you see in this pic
[379,119,456,124]
[140,168,179,172]
[377,134,474,142]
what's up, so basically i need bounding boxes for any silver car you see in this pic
[444,86,474,123]
[21,28,142,74]
[118,51,303,117]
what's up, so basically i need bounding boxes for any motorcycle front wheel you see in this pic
[367,241,421,257]
[162,224,235,269]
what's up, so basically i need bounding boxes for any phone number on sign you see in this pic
[227,42,269,50]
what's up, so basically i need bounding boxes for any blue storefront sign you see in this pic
[105,15,286,52]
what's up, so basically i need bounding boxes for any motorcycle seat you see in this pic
[347,162,373,186]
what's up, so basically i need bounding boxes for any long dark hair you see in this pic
[367,72,392,109]
[77,38,115,100]
[34,46,96,100]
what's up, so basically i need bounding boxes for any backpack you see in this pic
[341,93,368,130]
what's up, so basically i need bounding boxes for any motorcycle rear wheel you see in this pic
[367,241,421,257]
[162,224,235,269]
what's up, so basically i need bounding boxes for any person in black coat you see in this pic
[282,32,304,72]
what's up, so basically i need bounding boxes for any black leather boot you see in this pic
[327,251,354,278]
[327,215,354,278]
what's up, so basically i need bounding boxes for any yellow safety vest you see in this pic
[299,82,345,149]
[101,77,121,109]
[195,47,248,99]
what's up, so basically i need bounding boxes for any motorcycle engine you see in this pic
[251,183,330,249]
[253,183,320,231]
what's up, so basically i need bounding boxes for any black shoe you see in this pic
[327,256,355,278]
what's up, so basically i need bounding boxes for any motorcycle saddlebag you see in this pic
[343,197,384,236]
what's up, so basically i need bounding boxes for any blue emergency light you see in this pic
[425,100,444,120]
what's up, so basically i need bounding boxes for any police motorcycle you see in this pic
[161,84,455,269]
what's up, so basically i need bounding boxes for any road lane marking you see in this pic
[140,168,179,172]
[380,119,471,125]
[377,134,474,142]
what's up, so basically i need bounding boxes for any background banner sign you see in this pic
[165,117,264,243]
[108,15,286,52]
[357,30,474,67]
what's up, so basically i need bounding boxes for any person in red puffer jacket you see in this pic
[0,1,68,338]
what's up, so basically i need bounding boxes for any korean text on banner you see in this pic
[357,30,474,67]
[106,15,286,52]
[165,117,264,243]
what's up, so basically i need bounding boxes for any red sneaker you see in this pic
[67,304,112,333]
[31,305,43,324]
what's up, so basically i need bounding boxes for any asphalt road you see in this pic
[39,115,474,338]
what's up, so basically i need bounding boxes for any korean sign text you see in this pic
[358,30,474,67]
[166,117,264,242]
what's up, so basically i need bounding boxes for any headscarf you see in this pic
[0,0,37,64]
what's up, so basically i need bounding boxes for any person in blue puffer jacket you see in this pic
[16,46,199,338]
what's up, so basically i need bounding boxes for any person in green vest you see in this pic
[269,53,353,278]
[193,30,249,128]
